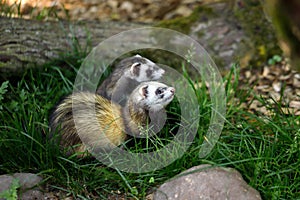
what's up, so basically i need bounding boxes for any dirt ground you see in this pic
[5,0,208,21]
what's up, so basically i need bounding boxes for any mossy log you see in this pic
[0,17,143,77]
[1,2,286,79]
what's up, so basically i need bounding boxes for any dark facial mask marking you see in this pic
[146,68,154,78]
[155,87,167,99]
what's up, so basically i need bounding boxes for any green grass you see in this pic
[0,178,19,200]
[0,56,299,199]
[0,0,22,18]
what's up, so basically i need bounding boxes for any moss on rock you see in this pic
[232,0,282,66]
[156,6,215,35]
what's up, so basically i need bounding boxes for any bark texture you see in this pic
[0,17,144,77]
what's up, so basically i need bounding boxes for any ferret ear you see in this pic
[130,62,141,76]
[134,54,142,58]
[139,85,148,98]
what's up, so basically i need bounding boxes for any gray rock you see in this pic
[154,164,262,200]
[0,173,43,200]
[0,175,14,194]
[12,173,43,191]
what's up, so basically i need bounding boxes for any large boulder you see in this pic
[154,164,261,200]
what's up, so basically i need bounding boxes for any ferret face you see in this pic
[138,81,175,110]
[129,55,165,82]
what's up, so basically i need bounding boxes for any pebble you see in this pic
[120,1,134,13]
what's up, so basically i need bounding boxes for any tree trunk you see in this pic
[0,17,144,77]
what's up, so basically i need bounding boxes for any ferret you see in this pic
[96,54,165,106]
[49,81,175,156]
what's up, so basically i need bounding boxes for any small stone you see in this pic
[262,66,270,77]
[255,85,269,92]
[174,5,193,17]
[146,193,154,200]
[257,105,271,115]
[89,6,98,13]
[269,91,281,101]
[293,76,300,88]
[107,0,118,9]
[120,1,134,13]
[70,7,86,16]
[248,75,257,84]
[219,50,234,57]
[290,101,300,108]
[219,26,230,35]
[279,74,291,81]
[281,107,294,114]
[272,82,282,92]
[245,71,251,79]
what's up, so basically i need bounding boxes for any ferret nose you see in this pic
[170,87,175,94]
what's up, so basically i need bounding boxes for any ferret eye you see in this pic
[155,88,165,96]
